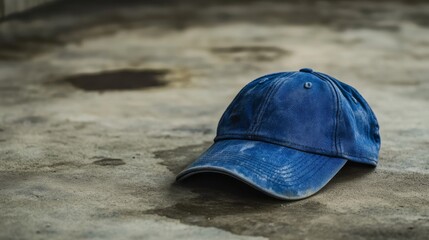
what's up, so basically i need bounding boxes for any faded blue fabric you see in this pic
[177,69,381,200]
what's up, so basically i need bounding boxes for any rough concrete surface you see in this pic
[0,0,428,239]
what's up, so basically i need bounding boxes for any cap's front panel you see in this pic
[255,72,337,154]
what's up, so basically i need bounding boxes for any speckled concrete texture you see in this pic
[0,1,428,239]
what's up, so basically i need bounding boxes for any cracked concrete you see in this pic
[0,1,428,239]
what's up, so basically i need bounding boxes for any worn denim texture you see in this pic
[177,69,381,199]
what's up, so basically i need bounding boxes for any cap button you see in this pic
[299,68,313,73]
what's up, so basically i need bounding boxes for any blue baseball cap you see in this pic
[177,68,381,200]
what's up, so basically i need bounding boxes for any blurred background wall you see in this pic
[0,0,56,18]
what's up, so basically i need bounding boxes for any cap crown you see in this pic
[215,70,381,165]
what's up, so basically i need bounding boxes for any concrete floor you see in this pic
[0,1,428,239]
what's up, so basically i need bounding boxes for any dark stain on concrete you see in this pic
[143,167,428,240]
[62,69,169,91]
[143,172,335,239]
[92,158,125,166]
[153,141,212,174]
[146,173,281,214]
[148,143,407,239]
[34,161,85,170]
[211,46,290,61]
[46,161,82,168]
[0,39,62,60]
[13,116,46,124]
[149,142,298,238]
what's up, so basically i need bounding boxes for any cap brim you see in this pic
[176,139,347,200]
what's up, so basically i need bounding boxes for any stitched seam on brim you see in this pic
[192,152,333,187]
[196,151,321,178]
[214,135,377,163]
[185,155,330,188]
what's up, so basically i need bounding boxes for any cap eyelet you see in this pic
[304,82,312,89]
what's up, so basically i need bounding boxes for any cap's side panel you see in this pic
[332,79,380,165]
[216,72,289,138]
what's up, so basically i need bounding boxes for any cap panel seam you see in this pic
[311,72,341,155]
[253,72,298,136]
[318,73,381,157]
[215,73,284,136]
[247,81,274,135]
[248,72,292,136]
